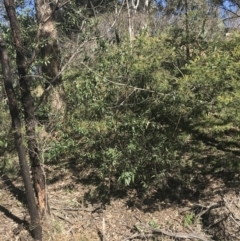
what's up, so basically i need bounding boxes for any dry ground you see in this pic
[1,164,240,241]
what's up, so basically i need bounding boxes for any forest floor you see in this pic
[1,147,240,241]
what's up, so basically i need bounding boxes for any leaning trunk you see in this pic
[0,32,42,241]
[3,0,49,216]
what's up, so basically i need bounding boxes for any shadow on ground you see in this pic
[0,175,26,205]
[47,130,240,209]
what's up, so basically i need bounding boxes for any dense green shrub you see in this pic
[41,33,240,190]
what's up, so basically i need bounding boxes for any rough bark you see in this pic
[0,33,42,241]
[34,0,65,116]
[34,0,61,87]
[3,0,49,216]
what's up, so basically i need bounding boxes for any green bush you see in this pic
[48,32,240,192]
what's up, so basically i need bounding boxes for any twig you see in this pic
[150,227,212,241]
[90,1,97,19]
[229,213,240,227]
[195,202,223,219]
[58,0,71,9]
[123,233,155,240]
[182,202,224,221]
[102,217,108,241]
[223,197,240,223]
[207,214,228,228]
[173,114,181,137]
[80,61,155,93]
[54,214,73,225]
[119,88,137,106]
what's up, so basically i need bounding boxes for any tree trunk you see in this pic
[34,0,65,116]
[3,0,49,216]
[184,0,190,60]
[127,0,135,43]
[0,33,42,241]
[34,0,61,86]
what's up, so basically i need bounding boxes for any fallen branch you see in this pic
[123,216,213,241]
[193,202,224,220]
[123,232,156,240]
[223,196,240,225]
[54,214,73,225]
[207,214,228,228]
[124,227,211,241]
[149,227,212,241]
[102,217,108,241]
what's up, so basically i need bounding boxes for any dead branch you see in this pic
[123,232,156,240]
[150,227,212,241]
[54,213,73,225]
[102,217,108,241]
[229,213,240,227]
[207,214,229,228]
[123,216,213,241]
[80,61,155,93]
[124,227,212,241]
[193,202,224,220]
[180,202,225,221]
[223,197,240,223]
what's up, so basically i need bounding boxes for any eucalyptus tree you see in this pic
[0,30,42,240]
[3,0,49,219]
[0,0,64,239]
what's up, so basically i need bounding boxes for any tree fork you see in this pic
[0,32,42,241]
[3,0,49,216]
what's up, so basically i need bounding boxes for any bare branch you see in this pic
[80,61,155,93]
[220,5,240,18]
